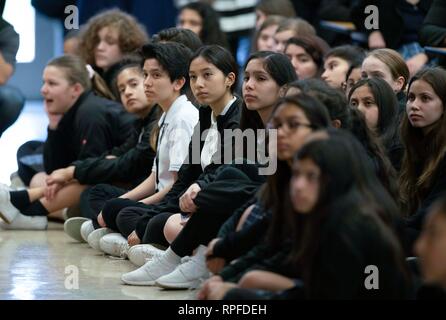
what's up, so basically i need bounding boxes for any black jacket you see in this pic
[352,0,432,49]
[134,97,243,237]
[220,205,412,299]
[72,105,161,187]
[213,198,271,262]
[406,155,446,233]
[43,90,135,173]
[419,0,446,47]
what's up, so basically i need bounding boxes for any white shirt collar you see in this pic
[158,95,190,127]
[211,96,236,124]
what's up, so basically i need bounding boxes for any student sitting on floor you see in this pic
[199,130,412,300]
[0,55,135,229]
[79,42,199,251]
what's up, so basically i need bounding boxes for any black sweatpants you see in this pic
[169,165,264,257]
[116,209,173,247]
[16,140,44,186]
[85,183,127,229]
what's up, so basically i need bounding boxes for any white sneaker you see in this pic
[0,183,20,223]
[87,227,114,250]
[128,244,165,266]
[121,251,179,286]
[80,220,94,242]
[9,172,26,190]
[155,245,210,289]
[0,212,48,230]
[64,217,89,242]
[99,233,129,258]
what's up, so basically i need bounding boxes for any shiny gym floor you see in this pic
[0,102,195,300]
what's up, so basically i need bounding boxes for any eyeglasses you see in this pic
[267,120,313,133]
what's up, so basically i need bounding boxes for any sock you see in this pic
[9,190,31,211]
[164,247,181,265]
[22,200,49,217]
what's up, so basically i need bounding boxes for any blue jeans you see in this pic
[0,85,25,137]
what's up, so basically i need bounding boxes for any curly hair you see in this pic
[79,9,149,68]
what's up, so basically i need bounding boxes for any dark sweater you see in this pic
[134,97,243,238]
[220,202,412,299]
[213,199,271,262]
[352,0,432,49]
[72,105,160,187]
[405,155,446,234]
[43,91,135,173]
[419,0,446,47]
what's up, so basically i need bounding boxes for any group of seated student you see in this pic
[0,3,446,300]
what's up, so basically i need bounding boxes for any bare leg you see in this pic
[29,172,48,188]
[238,270,295,292]
[27,187,45,202]
[39,181,87,215]
[163,213,184,244]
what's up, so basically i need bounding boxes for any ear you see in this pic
[71,83,83,97]
[173,77,186,93]
[225,72,236,89]
[332,119,342,129]
[395,76,406,93]
[278,84,288,97]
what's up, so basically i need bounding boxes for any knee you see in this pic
[238,271,263,289]
[88,184,112,200]
[29,172,48,188]
[163,214,182,244]
[115,206,136,228]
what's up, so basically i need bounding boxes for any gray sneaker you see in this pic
[64,217,90,242]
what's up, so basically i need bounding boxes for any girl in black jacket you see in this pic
[400,67,446,246]
[0,55,135,228]
[119,51,298,289]
[199,130,412,300]
[349,77,404,171]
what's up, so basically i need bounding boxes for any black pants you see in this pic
[16,140,44,186]
[170,165,264,257]
[85,184,127,229]
[0,85,25,137]
[116,208,173,246]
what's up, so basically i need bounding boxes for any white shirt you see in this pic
[200,97,236,170]
[152,95,199,191]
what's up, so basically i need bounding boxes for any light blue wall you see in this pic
[8,12,63,100]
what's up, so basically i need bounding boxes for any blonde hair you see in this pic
[47,55,91,91]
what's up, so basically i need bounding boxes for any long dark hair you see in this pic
[189,45,238,93]
[348,77,400,152]
[400,67,446,216]
[263,94,331,249]
[349,108,400,201]
[240,51,297,130]
[179,2,228,48]
[286,79,399,201]
[289,130,407,293]
[286,79,351,129]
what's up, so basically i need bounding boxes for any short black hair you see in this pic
[325,45,366,68]
[152,27,203,52]
[140,42,193,94]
